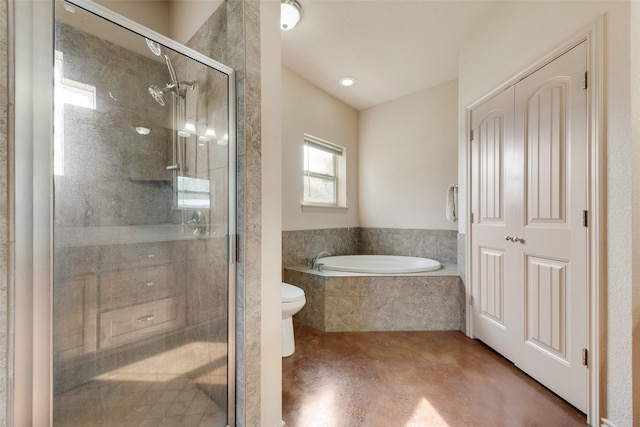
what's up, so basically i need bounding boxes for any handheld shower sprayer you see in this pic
[145,38,195,106]
[145,38,179,85]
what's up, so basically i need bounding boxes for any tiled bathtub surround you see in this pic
[283,265,465,333]
[282,228,359,268]
[359,228,457,263]
[283,228,463,333]
[457,232,466,282]
[282,227,458,267]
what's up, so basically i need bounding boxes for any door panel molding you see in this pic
[525,79,569,225]
[479,247,505,326]
[478,111,507,223]
[525,255,568,360]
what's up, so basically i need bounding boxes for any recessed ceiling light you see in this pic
[340,77,356,87]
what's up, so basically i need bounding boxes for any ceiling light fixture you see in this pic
[281,0,303,31]
[339,77,356,87]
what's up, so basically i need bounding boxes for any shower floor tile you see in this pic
[54,375,226,426]
[53,342,228,427]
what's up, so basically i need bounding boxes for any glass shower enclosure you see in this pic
[52,1,236,425]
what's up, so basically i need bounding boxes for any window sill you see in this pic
[301,203,348,213]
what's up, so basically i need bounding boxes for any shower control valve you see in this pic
[187,210,207,236]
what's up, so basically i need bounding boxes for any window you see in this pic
[54,50,97,176]
[177,176,211,209]
[303,134,345,207]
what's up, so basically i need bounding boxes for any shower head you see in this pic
[145,38,182,88]
[145,38,163,56]
[148,85,166,106]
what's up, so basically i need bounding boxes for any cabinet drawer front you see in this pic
[99,297,184,348]
[100,265,176,309]
[100,242,173,268]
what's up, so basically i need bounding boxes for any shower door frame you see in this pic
[11,0,238,425]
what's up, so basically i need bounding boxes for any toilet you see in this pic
[281,282,306,357]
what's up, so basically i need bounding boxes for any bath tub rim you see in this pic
[314,254,442,274]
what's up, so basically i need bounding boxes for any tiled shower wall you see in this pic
[282,227,458,267]
[221,0,263,425]
[54,22,173,227]
[178,7,230,230]
[182,3,265,425]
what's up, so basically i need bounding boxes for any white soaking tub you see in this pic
[316,255,441,274]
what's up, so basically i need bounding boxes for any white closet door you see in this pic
[470,41,589,413]
[514,41,588,412]
[470,86,520,363]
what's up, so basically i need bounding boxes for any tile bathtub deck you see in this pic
[282,322,586,427]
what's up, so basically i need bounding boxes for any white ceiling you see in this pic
[281,0,497,111]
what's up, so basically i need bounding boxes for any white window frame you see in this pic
[302,134,346,208]
[176,176,212,209]
[54,50,97,176]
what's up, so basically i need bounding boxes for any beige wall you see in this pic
[631,0,640,421]
[260,1,282,425]
[281,67,359,231]
[168,0,224,44]
[282,70,457,232]
[458,1,634,424]
[96,0,170,34]
[359,80,458,230]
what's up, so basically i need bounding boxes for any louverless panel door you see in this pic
[470,86,520,364]
[471,41,589,413]
[514,41,589,413]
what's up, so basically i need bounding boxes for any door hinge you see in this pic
[470,212,474,223]
[470,129,474,141]
[582,348,588,367]
[583,210,588,228]
[469,295,473,306]
[583,71,588,90]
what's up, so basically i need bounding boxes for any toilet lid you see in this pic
[282,282,305,302]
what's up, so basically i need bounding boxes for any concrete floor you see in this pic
[282,322,586,427]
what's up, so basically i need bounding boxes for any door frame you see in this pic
[465,17,604,425]
[10,0,238,425]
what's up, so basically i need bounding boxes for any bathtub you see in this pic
[316,255,441,274]
[283,259,463,332]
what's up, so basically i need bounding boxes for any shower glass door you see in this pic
[52,1,235,425]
